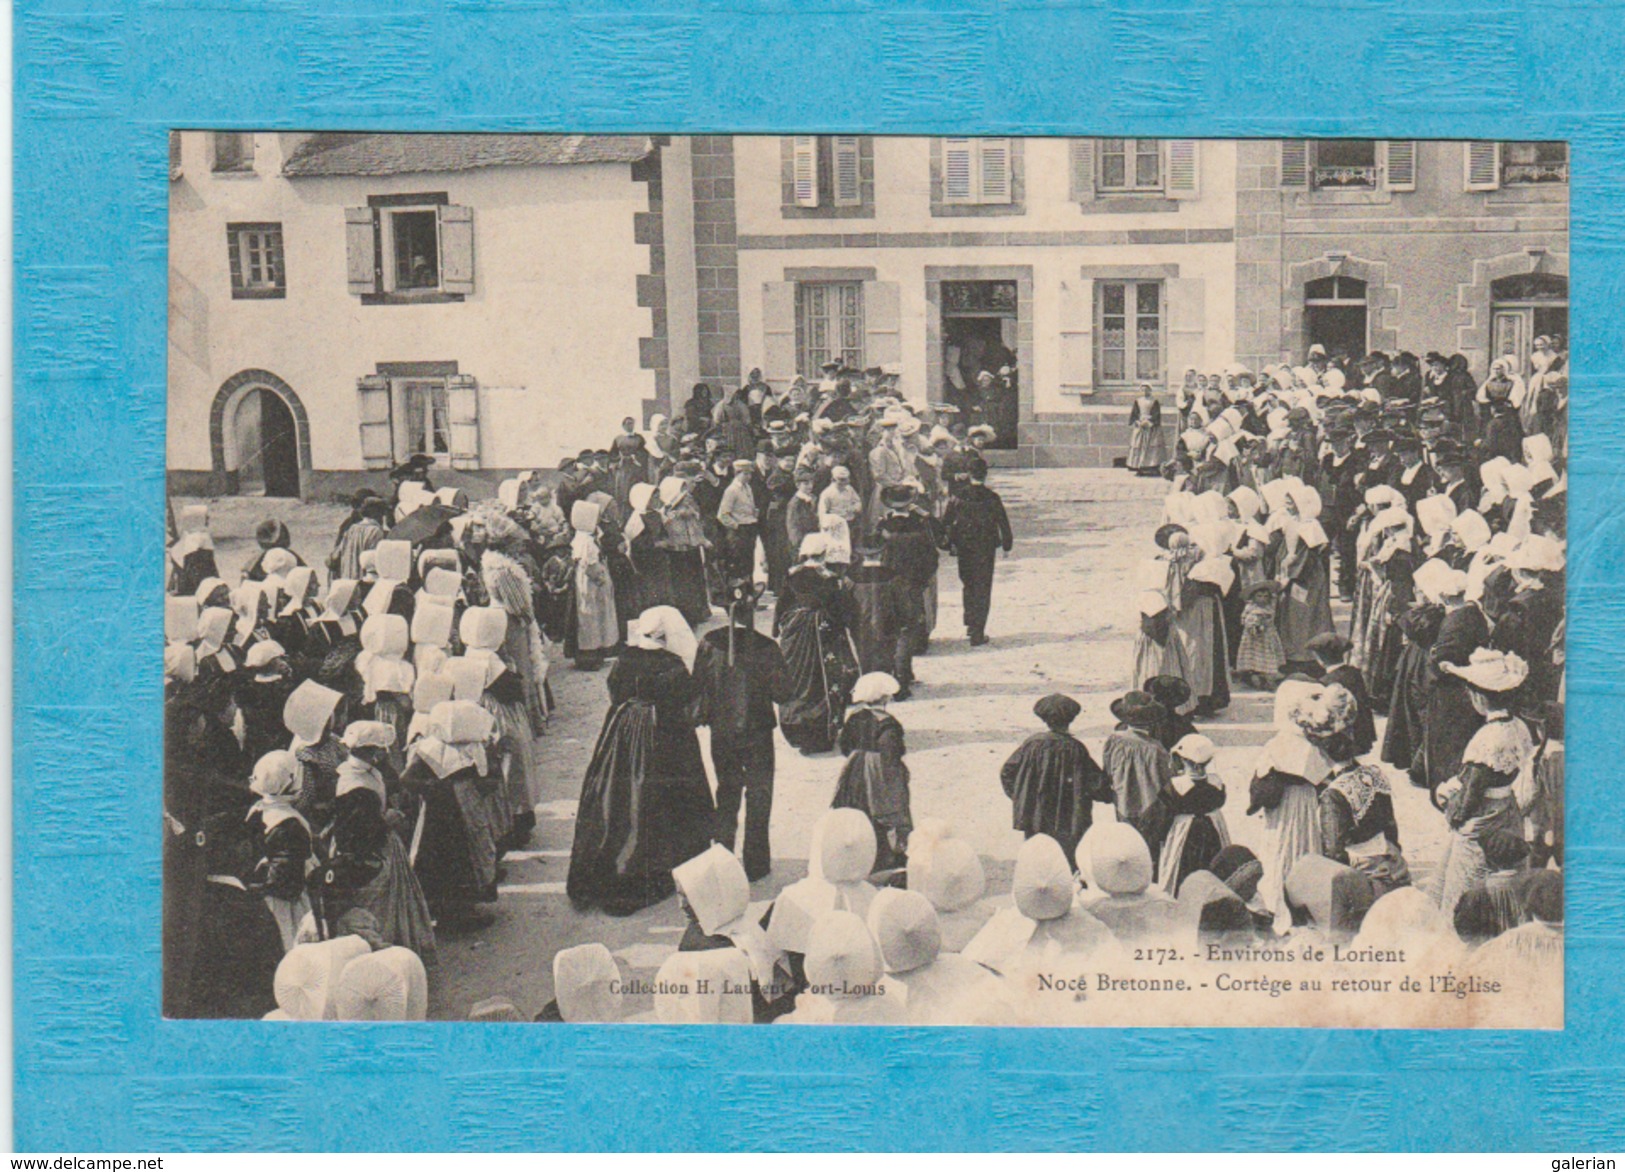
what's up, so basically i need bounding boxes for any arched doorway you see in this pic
[210,369,311,498]
[1304,275,1368,361]
[232,386,302,497]
[1490,272,1568,378]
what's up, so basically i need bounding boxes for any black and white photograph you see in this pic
[163,133,1566,1027]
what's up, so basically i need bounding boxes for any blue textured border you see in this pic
[14,1,1625,1152]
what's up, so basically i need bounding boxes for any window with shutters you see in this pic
[347,193,474,304]
[1503,141,1568,185]
[1098,139,1163,192]
[932,138,1024,216]
[226,223,285,300]
[780,136,874,218]
[1094,280,1164,386]
[796,283,865,376]
[211,132,254,174]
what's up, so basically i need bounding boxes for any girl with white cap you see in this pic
[1248,680,1335,934]
[564,499,619,671]
[1155,733,1230,896]
[245,750,314,952]
[566,608,715,916]
[833,672,911,873]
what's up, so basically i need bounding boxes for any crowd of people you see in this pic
[161,334,1566,1025]
[163,362,1018,1020]
[1109,337,1566,951]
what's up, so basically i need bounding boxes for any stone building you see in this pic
[167,132,678,497]
[1234,139,1569,376]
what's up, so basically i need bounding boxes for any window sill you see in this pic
[360,291,467,306]
[1293,188,1393,207]
[1486,184,1569,206]
[230,287,286,301]
[931,202,1027,218]
[1080,194,1181,214]
[210,167,259,179]
[780,204,875,220]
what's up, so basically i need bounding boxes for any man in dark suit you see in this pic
[692,585,790,880]
[1308,633,1378,754]
[941,465,1013,647]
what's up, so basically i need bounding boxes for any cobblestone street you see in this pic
[192,468,1451,1021]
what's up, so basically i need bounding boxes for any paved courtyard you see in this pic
[186,468,1450,1020]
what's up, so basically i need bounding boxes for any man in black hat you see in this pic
[387,453,435,509]
[1432,440,1477,514]
[1322,426,1362,599]
[878,484,937,699]
[1390,433,1437,507]
[1308,632,1377,755]
[692,583,790,881]
[941,464,1012,647]
[1360,351,1394,398]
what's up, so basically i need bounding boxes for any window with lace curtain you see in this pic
[796,283,864,375]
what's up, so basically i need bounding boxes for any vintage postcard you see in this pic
[163,133,1564,1028]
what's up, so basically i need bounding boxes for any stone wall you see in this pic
[691,135,741,392]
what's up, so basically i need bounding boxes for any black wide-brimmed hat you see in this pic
[880,484,916,510]
[1144,675,1192,709]
[1153,523,1189,550]
[1110,690,1162,727]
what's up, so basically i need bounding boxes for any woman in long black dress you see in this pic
[624,482,673,615]
[832,672,912,872]
[774,535,861,754]
[567,607,715,915]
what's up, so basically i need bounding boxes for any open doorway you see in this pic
[232,387,301,497]
[941,280,1019,449]
[1304,275,1367,364]
[1490,272,1567,377]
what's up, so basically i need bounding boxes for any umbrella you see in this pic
[385,503,458,546]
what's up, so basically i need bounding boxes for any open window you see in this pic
[1502,142,1568,186]
[346,196,475,303]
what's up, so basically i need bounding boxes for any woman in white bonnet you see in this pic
[564,498,619,672]
[1431,649,1534,916]
[566,607,715,916]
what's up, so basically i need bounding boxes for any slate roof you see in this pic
[282,133,653,177]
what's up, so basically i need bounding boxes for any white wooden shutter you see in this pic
[345,207,378,294]
[792,136,819,207]
[761,282,797,384]
[1465,141,1502,191]
[832,136,862,207]
[978,138,1012,204]
[862,281,901,369]
[438,204,475,294]
[446,374,480,469]
[357,375,394,468]
[943,138,974,203]
[1381,140,1417,191]
[1165,278,1207,389]
[1166,139,1200,198]
[1059,278,1094,396]
[1069,138,1095,201]
[1280,140,1310,190]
